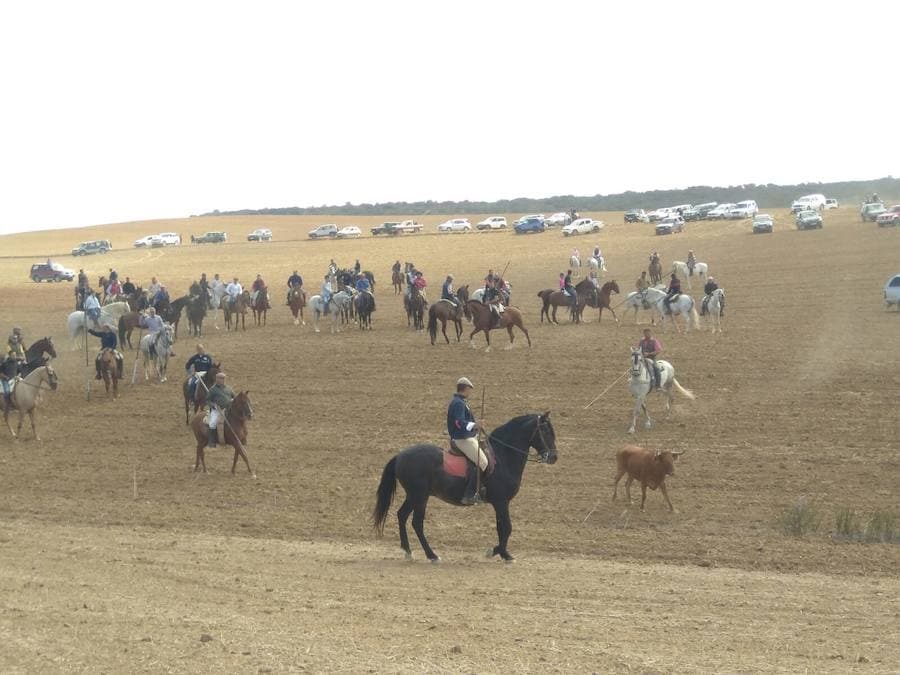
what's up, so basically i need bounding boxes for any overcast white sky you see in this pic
[1,1,896,234]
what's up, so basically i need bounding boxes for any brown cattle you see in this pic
[613,444,684,512]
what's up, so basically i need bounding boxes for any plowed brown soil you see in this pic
[0,209,897,672]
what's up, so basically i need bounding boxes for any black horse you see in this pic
[355,292,375,330]
[373,413,557,562]
[161,295,190,338]
[186,284,207,337]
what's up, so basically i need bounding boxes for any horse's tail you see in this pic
[427,305,438,340]
[671,377,695,400]
[690,302,700,329]
[372,456,398,535]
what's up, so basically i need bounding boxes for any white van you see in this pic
[728,200,759,219]
[791,194,826,213]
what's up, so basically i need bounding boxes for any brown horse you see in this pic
[585,280,621,323]
[288,287,307,325]
[224,291,250,331]
[182,362,222,424]
[392,269,404,294]
[427,299,464,344]
[649,258,663,285]
[465,300,531,352]
[98,349,119,398]
[537,278,596,324]
[189,391,254,475]
[404,288,427,331]
[117,312,143,349]
[251,286,269,326]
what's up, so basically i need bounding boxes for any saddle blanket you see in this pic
[443,446,495,477]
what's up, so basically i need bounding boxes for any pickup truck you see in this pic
[370,220,423,235]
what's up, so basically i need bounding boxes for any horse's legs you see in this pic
[504,325,515,350]
[441,318,449,344]
[625,476,634,504]
[230,442,254,476]
[551,305,558,324]
[194,440,206,472]
[397,498,413,559]
[629,396,642,434]
[454,318,462,342]
[410,499,439,561]
[518,321,532,347]
[613,466,626,501]
[468,327,481,348]
[489,500,514,561]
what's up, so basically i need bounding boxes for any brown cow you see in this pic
[613,444,684,512]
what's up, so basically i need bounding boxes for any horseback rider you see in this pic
[447,376,487,506]
[355,273,374,308]
[649,251,660,266]
[250,274,268,308]
[225,277,243,308]
[664,273,681,315]
[5,329,26,374]
[564,269,578,312]
[686,250,696,276]
[588,269,600,289]
[153,284,170,309]
[354,259,361,275]
[88,323,124,380]
[287,270,303,305]
[638,328,663,389]
[392,260,401,275]
[482,278,504,325]
[108,268,119,284]
[321,274,333,314]
[702,277,723,316]
[206,372,234,448]
[593,245,602,262]
[636,270,650,307]
[413,270,428,302]
[121,277,136,296]
[185,343,214,403]
[106,276,122,301]
[139,307,171,358]
[197,273,209,303]
[147,276,162,299]
[83,290,102,328]
[496,276,511,305]
[77,268,88,289]
[571,248,580,263]
[441,274,458,307]
[210,273,225,308]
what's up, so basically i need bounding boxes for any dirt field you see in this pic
[0,209,898,672]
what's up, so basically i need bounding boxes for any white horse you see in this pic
[588,255,607,276]
[2,364,58,440]
[628,347,694,434]
[622,287,698,331]
[209,283,228,329]
[67,302,131,350]
[308,291,351,333]
[672,261,708,289]
[703,288,726,333]
[137,323,174,383]
[569,255,581,276]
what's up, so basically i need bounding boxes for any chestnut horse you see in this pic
[251,286,269,326]
[98,348,119,398]
[189,390,254,475]
[584,280,621,323]
[118,312,143,349]
[288,287,307,326]
[465,300,531,352]
[182,362,222,424]
[537,278,596,324]
[224,291,250,331]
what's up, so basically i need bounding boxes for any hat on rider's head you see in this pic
[104,323,115,330]
[216,372,226,381]
[456,376,474,390]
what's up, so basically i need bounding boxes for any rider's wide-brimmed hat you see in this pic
[457,376,474,389]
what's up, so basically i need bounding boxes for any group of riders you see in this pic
[634,250,723,317]
[313,259,375,315]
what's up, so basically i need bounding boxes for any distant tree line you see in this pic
[197,176,899,217]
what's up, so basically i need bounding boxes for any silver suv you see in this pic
[308,224,338,239]
[71,239,111,256]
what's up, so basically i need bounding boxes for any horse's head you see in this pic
[532,411,558,464]
[607,280,620,295]
[45,364,59,391]
[231,391,253,420]
[630,347,644,377]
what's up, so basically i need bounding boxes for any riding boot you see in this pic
[461,465,480,506]
[95,362,102,380]
[207,428,217,448]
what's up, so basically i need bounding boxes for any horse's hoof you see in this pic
[430,557,441,564]
[644,422,652,429]
[485,346,491,353]
[315,328,320,333]
[503,557,516,564]
[293,319,299,326]
[627,427,635,434]
[503,344,513,351]
[405,551,413,561]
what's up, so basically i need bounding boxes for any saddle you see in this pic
[444,441,496,478]
[200,413,226,444]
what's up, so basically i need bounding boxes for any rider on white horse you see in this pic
[664,274,682,315]
[83,291,102,329]
[687,250,697,276]
[702,277,723,316]
[139,307,173,358]
[636,271,651,307]
[638,328,663,389]
[321,274,334,314]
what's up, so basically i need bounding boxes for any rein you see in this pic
[487,415,554,463]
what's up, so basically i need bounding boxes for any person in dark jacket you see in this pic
[447,377,486,505]
[121,277,136,295]
[88,324,123,380]
[702,277,723,316]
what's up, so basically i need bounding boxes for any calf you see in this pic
[613,445,684,512]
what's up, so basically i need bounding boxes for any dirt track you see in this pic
[0,209,898,671]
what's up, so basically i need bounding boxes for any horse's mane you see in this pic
[488,414,539,446]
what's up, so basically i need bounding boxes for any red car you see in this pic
[876,205,900,227]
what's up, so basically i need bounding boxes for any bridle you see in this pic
[13,365,58,392]
[488,415,556,463]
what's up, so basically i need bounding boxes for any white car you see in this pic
[545,212,572,227]
[152,232,181,246]
[706,203,736,219]
[133,235,156,248]
[562,218,604,236]
[885,274,900,309]
[728,200,759,219]
[438,218,472,233]
[336,225,362,238]
[476,216,507,230]
[247,228,273,241]
[824,198,839,209]
[791,193,826,213]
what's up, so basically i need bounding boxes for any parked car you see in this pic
[860,201,886,222]
[884,274,900,309]
[752,214,774,234]
[545,212,572,228]
[513,214,545,226]
[876,205,900,227]
[308,224,338,239]
[727,200,759,219]
[514,216,546,234]
[247,228,272,241]
[71,240,111,256]
[646,207,672,223]
[706,203,736,220]
[824,198,839,209]
[562,218,604,236]
[655,216,685,235]
[476,216,507,230]
[683,202,718,221]
[133,235,156,248]
[148,232,180,247]
[336,225,362,238]
[796,210,823,230]
[30,262,75,282]
[191,231,227,244]
[791,193,826,213]
[624,209,649,223]
[438,218,472,233]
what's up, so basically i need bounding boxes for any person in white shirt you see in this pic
[225,277,243,307]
